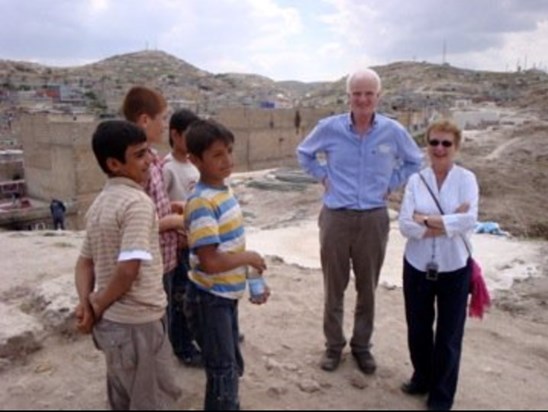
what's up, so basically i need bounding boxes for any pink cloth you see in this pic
[469,258,491,319]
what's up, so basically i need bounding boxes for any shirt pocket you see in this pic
[370,144,396,176]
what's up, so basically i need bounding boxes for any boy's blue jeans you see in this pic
[163,249,199,360]
[185,281,243,410]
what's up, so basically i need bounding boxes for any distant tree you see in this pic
[2,81,16,91]
[84,90,97,100]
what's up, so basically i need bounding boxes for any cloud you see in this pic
[165,0,305,77]
[0,0,547,80]
[321,0,548,70]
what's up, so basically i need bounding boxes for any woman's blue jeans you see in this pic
[185,282,243,410]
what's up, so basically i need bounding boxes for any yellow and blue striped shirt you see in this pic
[185,182,246,299]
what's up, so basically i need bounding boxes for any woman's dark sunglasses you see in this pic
[428,139,453,148]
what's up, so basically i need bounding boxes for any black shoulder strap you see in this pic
[418,173,444,214]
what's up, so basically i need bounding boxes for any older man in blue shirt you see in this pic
[297,68,423,374]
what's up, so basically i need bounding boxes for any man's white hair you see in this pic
[345,68,382,93]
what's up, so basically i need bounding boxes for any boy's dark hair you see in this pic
[168,108,200,147]
[186,119,235,159]
[92,120,147,175]
[122,86,167,122]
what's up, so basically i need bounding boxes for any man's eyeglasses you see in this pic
[428,139,453,148]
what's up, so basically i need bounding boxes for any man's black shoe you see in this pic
[401,380,428,396]
[320,350,342,371]
[352,351,376,374]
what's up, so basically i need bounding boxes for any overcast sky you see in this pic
[1,0,547,82]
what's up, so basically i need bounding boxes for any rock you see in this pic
[0,357,12,372]
[247,179,307,192]
[297,378,321,393]
[265,357,283,371]
[267,385,288,397]
[273,169,318,185]
[349,371,368,389]
[282,362,299,372]
[34,361,55,374]
[0,301,44,359]
[31,275,78,335]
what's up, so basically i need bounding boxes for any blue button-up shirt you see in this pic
[297,112,423,210]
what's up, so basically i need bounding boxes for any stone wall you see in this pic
[450,108,500,129]
[0,150,24,182]
[17,107,335,229]
[18,113,103,229]
[213,106,334,171]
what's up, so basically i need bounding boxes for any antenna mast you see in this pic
[442,39,446,65]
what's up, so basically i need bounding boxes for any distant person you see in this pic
[161,108,203,367]
[296,68,423,375]
[73,120,181,409]
[294,109,301,135]
[49,198,66,230]
[184,119,269,410]
[398,119,479,410]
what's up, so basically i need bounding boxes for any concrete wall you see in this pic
[16,105,438,230]
[213,107,334,171]
[0,151,24,181]
[18,107,334,229]
[450,108,500,129]
[18,113,100,201]
[18,113,104,228]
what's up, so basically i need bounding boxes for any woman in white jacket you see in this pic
[398,119,479,411]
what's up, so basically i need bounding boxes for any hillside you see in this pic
[0,50,307,112]
[1,50,548,239]
[2,50,548,116]
[301,61,548,116]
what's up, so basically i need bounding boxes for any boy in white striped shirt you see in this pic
[74,120,180,410]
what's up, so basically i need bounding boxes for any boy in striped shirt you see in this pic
[74,120,180,409]
[184,119,269,410]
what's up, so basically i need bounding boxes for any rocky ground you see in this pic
[0,105,547,410]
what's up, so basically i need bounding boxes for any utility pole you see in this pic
[442,39,446,65]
